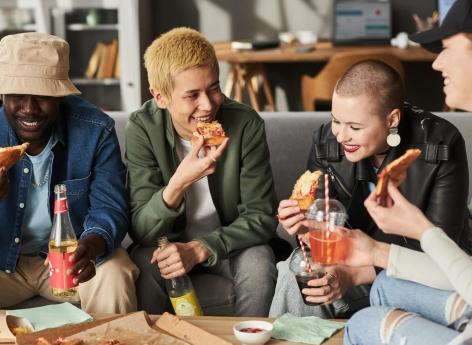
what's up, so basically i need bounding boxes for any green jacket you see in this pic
[125,97,277,265]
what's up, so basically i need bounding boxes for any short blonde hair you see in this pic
[144,27,219,99]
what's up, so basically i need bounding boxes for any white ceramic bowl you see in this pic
[233,320,273,345]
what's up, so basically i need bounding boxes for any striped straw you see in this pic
[298,235,312,273]
[325,173,330,229]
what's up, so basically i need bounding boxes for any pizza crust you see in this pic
[375,148,422,205]
[0,142,29,170]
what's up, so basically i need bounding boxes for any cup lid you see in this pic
[305,198,347,224]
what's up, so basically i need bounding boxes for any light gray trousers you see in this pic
[131,244,277,317]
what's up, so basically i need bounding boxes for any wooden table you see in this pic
[176,315,344,345]
[213,41,437,111]
[214,41,436,63]
[15,313,345,345]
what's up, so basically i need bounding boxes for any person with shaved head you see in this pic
[271,58,470,318]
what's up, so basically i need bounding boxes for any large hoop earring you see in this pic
[386,127,401,147]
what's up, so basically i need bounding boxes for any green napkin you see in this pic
[6,302,92,331]
[272,313,345,345]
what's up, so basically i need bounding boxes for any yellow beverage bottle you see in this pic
[48,184,79,299]
[158,237,203,316]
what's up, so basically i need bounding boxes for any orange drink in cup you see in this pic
[305,198,348,265]
[309,225,347,265]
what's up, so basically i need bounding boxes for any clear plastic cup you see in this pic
[305,198,348,266]
[289,247,325,306]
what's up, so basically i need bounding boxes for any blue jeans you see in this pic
[344,271,464,345]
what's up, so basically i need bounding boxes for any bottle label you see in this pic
[54,198,68,214]
[48,252,76,289]
[169,291,203,316]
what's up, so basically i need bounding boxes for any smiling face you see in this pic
[432,33,472,111]
[2,94,62,155]
[153,66,223,140]
[331,91,400,166]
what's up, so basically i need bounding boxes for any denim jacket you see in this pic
[0,96,128,273]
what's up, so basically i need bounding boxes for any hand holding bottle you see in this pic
[68,234,106,285]
[151,240,210,279]
[157,237,203,316]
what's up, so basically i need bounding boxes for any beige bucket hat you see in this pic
[0,32,81,97]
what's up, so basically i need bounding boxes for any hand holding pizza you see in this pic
[366,183,433,241]
[176,134,229,186]
[165,134,228,208]
[375,149,421,206]
[0,142,29,199]
[278,170,322,235]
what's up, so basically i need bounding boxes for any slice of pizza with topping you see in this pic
[191,121,226,146]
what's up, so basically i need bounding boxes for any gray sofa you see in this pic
[10,110,472,314]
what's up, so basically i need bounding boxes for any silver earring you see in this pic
[386,127,401,147]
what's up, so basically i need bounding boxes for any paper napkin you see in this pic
[272,313,344,345]
[7,302,92,331]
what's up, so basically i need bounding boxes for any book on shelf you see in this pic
[97,38,118,79]
[84,42,105,79]
[84,39,119,80]
[113,52,120,79]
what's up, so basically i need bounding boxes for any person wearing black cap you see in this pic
[410,0,472,111]
[341,1,472,344]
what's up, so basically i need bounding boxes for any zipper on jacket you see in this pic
[326,166,352,199]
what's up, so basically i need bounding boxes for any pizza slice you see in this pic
[375,148,422,206]
[36,337,83,345]
[289,170,323,211]
[191,121,226,146]
[0,142,29,170]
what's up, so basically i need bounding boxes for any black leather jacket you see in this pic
[307,103,470,252]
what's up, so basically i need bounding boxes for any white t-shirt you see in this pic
[174,136,221,240]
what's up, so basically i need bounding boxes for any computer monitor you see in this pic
[333,0,391,45]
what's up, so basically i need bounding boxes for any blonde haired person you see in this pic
[343,1,472,344]
[126,27,278,316]
[144,27,219,101]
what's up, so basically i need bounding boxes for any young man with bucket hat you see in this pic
[0,32,138,313]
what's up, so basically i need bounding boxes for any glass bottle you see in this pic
[48,184,78,299]
[158,237,203,316]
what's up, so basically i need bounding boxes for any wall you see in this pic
[144,0,444,111]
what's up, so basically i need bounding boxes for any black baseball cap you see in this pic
[409,0,472,53]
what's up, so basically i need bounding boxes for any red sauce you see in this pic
[240,327,265,333]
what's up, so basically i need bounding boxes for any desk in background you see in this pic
[213,41,438,112]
